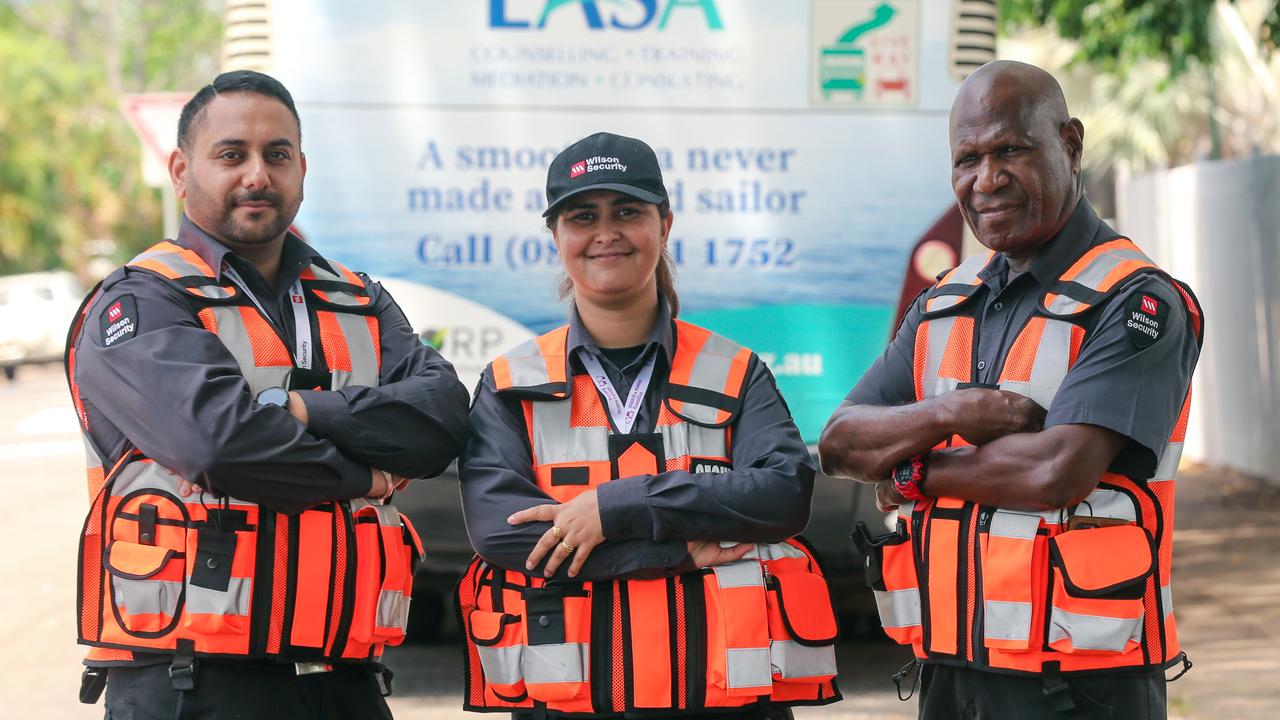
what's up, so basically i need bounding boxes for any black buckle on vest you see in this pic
[1041,662,1075,714]
[373,663,395,697]
[169,639,197,692]
[891,658,920,701]
[78,667,107,704]
[1166,652,1193,682]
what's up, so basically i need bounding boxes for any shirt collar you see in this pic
[173,214,335,289]
[977,199,1107,290]
[566,293,675,372]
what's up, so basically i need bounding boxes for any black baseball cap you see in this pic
[543,132,668,218]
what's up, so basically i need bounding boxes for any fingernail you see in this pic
[525,562,533,571]
[544,570,552,577]
[507,516,516,524]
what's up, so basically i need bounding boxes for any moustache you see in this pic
[230,190,282,207]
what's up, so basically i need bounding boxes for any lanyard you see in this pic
[222,265,313,370]
[577,349,656,435]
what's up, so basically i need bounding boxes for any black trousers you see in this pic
[103,661,393,720]
[917,664,1167,720]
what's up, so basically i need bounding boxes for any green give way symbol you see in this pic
[819,2,896,100]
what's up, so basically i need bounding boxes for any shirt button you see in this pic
[993,302,1004,311]
[977,360,987,371]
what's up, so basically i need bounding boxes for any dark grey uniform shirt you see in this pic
[847,200,1200,479]
[74,216,471,514]
[460,297,815,580]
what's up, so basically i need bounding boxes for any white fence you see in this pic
[1118,154,1280,481]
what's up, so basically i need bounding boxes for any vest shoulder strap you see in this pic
[921,251,993,317]
[490,325,571,399]
[1041,237,1158,317]
[300,259,374,310]
[127,241,241,301]
[663,320,754,428]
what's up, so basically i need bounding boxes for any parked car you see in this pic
[0,271,84,379]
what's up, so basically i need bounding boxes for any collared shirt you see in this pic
[73,215,472,514]
[460,295,816,580]
[847,200,1200,479]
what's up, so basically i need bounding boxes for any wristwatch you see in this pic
[255,386,290,410]
[892,454,929,502]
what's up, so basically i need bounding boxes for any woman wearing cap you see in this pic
[456,132,841,719]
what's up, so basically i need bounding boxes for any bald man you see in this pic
[819,61,1202,719]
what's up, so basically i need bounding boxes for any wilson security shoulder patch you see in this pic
[100,294,138,347]
[1124,291,1168,349]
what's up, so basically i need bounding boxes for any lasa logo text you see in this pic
[489,0,724,31]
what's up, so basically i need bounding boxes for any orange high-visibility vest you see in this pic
[458,321,841,715]
[857,237,1203,676]
[68,241,423,667]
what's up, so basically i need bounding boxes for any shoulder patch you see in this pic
[100,295,138,347]
[1124,291,1167,348]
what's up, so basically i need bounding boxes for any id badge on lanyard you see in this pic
[577,350,656,435]
[222,265,313,370]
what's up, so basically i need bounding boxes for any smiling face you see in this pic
[949,65,1083,260]
[552,189,672,312]
[169,91,305,252]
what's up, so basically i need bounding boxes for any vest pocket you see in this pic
[764,569,838,683]
[520,585,591,703]
[853,519,922,646]
[181,521,253,647]
[980,510,1047,652]
[469,609,528,703]
[348,502,417,649]
[705,559,773,700]
[1047,525,1153,655]
[104,540,185,638]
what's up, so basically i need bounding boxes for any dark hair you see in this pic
[177,70,301,150]
[548,199,680,317]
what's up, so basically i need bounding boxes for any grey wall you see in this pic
[1118,154,1280,480]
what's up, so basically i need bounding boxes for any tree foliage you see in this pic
[0,1,222,275]
[999,0,1280,74]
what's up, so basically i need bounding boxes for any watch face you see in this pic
[256,386,289,408]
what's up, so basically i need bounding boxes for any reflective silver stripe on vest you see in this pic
[1076,487,1138,523]
[744,542,807,562]
[726,646,773,689]
[477,644,524,686]
[925,254,988,312]
[187,577,252,616]
[1161,583,1174,618]
[919,315,960,399]
[1048,606,1143,652]
[524,643,590,684]
[307,262,366,307]
[501,337,555,388]
[713,559,764,589]
[770,640,836,679]
[329,310,380,389]
[676,330,746,424]
[139,249,210,279]
[112,461,182,498]
[984,600,1034,641]
[658,422,728,463]
[84,434,104,472]
[113,578,183,618]
[1153,441,1184,482]
[207,305,292,395]
[989,509,1042,539]
[999,318,1074,410]
[1045,246,1154,315]
[377,590,410,631]
[874,587,921,629]
[531,399,609,464]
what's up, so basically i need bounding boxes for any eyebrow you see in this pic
[211,138,296,149]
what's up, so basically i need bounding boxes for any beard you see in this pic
[185,175,302,248]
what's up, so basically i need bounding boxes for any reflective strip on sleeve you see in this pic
[983,600,1034,641]
[874,587,921,629]
[377,590,410,631]
[186,577,252,616]
[725,646,773,690]
[770,640,837,679]
[113,578,183,617]
[712,560,764,589]
[1152,442,1184,482]
[1048,607,1144,652]
[523,643,590,684]
[477,644,524,686]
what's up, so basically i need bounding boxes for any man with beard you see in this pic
[820,61,1202,718]
[67,71,471,718]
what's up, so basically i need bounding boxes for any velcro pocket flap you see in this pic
[105,541,176,581]
[1050,525,1154,599]
[770,572,838,646]
[469,609,521,646]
